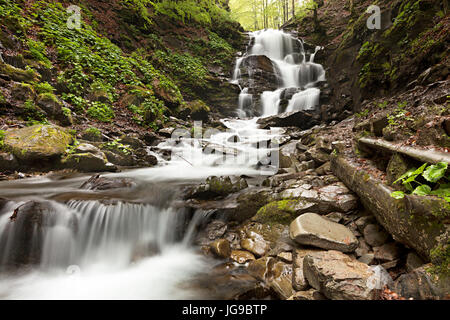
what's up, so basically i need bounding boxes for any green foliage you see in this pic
[0,0,31,34]
[355,109,369,118]
[34,81,55,94]
[0,130,5,149]
[84,126,101,138]
[102,139,132,155]
[86,102,115,122]
[61,93,88,112]
[154,0,231,26]
[23,99,47,124]
[429,241,450,278]
[391,162,450,202]
[25,39,51,68]
[154,50,208,86]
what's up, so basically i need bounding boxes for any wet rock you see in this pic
[80,174,134,191]
[363,224,390,247]
[391,265,449,300]
[289,212,358,252]
[257,110,314,129]
[406,252,425,272]
[241,235,269,257]
[239,55,280,94]
[292,248,321,291]
[103,150,135,167]
[247,257,275,281]
[230,250,255,264]
[0,201,65,267]
[3,124,73,162]
[62,146,117,172]
[204,220,228,240]
[270,261,295,299]
[211,239,231,258]
[0,151,19,171]
[187,176,248,199]
[303,250,376,300]
[277,252,293,263]
[373,242,403,261]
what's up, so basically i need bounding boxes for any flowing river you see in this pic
[0,29,325,299]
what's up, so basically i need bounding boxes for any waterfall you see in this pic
[232,29,326,117]
[0,29,326,300]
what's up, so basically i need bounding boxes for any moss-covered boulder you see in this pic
[62,152,117,172]
[0,62,39,83]
[3,124,73,162]
[36,93,73,126]
[180,100,211,121]
[252,199,317,225]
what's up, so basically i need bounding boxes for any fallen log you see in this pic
[358,137,450,164]
[331,155,449,260]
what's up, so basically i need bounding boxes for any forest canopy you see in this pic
[229,0,318,31]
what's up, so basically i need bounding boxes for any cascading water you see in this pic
[0,29,325,300]
[232,29,326,117]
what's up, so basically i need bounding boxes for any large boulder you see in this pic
[257,110,315,129]
[3,124,73,162]
[36,93,73,126]
[289,212,358,252]
[238,55,280,93]
[303,250,376,300]
[62,144,116,172]
[79,174,134,190]
[279,182,358,214]
[292,248,322,291]
[252,199,317,225]
[0,201,65,267]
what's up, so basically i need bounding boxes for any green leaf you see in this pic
[430,187,450,198]
[412,185,432,196]
[393,168,417,184]
[390,191,405,199]
[423,162,448,183]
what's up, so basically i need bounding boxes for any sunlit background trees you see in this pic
[229,0,318,31]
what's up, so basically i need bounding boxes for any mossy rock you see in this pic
[252,199,315,225]
[0,62,39,83]
[36,93,73,126]
[11,82,35,102]
[62,152,117,172]
[3,124,73,162]
[182,100,211,121]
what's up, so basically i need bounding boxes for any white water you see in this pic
[0,29,325,300]
[232,29,325,117]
